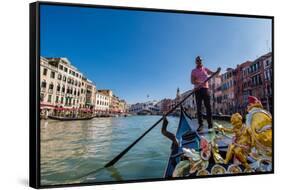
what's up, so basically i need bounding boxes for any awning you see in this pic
[40,103,55,109]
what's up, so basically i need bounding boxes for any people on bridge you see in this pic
[191,56,216,131]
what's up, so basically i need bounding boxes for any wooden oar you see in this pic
[104,67,221,168]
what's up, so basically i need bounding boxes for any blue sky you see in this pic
[40,5,272,104]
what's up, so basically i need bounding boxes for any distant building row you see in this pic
[40,57,127,114]
[129,52,272,116]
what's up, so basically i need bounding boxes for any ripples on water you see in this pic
[40,116,231,185]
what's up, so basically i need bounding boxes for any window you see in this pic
[50,71,55,78]
[58,74,62,80]
[63,76,66,82]
[59,65,63,70]
[61,97,64,104]
[43,68,48,75]
[49,83,54,90]
[40,94,44,102]
[57,84,61,92]
[62,85,65,93]
[64,67,68,72]
[41,80,47,88]
[55,96,59,103]
[47,95,52,103]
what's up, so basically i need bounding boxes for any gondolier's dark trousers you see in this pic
[195,88,213,128]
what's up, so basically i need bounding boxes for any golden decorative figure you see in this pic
[211,142,224,164]
[246,96,272,158]
[216,112,252,169]
[215,96,272,171]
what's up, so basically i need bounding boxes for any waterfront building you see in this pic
[208,76,223,114]
[234,61,252,114]
[157,98,173,114]
[220,68,236,115]
[95,90,111,113]
[245,52,272,112]
[40,57,96,115]
[262,53,273,112]
[109,95,127,113]
[118,99,127,113]
[85,79,96,110]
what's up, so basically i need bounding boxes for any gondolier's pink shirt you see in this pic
[191,66,210,89]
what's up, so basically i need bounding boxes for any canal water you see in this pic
[40,116,231,185]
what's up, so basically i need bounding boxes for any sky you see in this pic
[40,4,272,104]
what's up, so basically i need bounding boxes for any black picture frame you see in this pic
[30,1,274,189]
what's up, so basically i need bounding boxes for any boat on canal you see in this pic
[48,115,95,121]
[163,108,249,178]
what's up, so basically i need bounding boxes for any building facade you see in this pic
[40,57,96,114]
[210,52,272,115]
[220,68,236,114]
[208,75,222,114]
[262,53,273,112]
[95,90,111,112]
[40,57,128,117]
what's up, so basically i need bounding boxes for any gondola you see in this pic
[48,115,95,121]
[163,108,247,178]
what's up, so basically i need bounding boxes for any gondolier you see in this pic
[191,56,218,131]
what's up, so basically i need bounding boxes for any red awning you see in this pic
[40,103,55,108]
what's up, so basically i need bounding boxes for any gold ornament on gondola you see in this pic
[227,164,242,174]
[196,169,210,176]
[211,164,226,175]
[214,96,272,172]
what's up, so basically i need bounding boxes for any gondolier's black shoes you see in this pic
[197,125,204,132]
